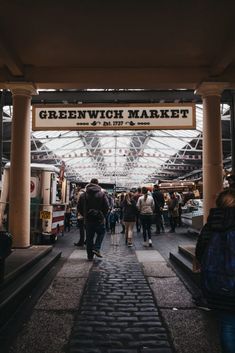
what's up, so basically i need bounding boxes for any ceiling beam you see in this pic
[209,34,235,77]
[1,89,234,105]
[19,66,211,90]
[0,35,24,76]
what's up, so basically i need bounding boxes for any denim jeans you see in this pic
[77,218,85,243]
[140,214,152,241]
[218,311,235,353]
[85,223,106,259]
[169,215,177,232]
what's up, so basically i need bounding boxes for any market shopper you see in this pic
[152,184,165,234]
[118,192,126,234]
[196,188,235,353]
[133,187,143,232]
[109,207,120,245]
[167,192,179,233]
[137,187,155,247]
[227,174,235,190]
[64,204,72,232]
[121,191,138,247]
[74,185,85,247]
[77,178,109,260]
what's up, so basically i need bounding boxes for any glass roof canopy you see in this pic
[3,103,230,188]
[30,105,207,188]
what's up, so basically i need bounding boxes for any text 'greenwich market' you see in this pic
[38,109,191,120]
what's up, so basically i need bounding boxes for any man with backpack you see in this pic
[196,188,235,353]
[77,178,109,261]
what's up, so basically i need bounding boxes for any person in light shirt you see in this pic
[137,187,155,247]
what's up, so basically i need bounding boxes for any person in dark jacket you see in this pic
[227,174,235,190]
[133,187,142,232]
[196,189,235,353]
[64,204,72,232]
[77,178,109,260]
[74,186,85,247]
[121,192,138,247]
[118,192,126,234]
[152,184,165,234]
[109,208,120,245]
[167,192,179,233]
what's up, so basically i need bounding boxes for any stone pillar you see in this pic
[195,82,227,222]
[6,83,37,248]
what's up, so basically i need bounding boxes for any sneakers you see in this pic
[128,242,133,247]
[149,239,152,247]
[143,241,148,247]
[92,249,103,258]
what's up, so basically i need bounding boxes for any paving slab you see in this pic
[35,277,87,310]
[9,311,73,353]
[149,277,194,308]
[160,309,221,353]
[57,259,92,278]
[142,262,176,277]
[56,249,92,277]
[136,250,165,262]
[68,249,88,260]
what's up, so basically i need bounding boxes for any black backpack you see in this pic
[87,208,104,223]
[201,228,235,300]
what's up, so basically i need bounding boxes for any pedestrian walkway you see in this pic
[68,241,173,353]
[7,228,222,353]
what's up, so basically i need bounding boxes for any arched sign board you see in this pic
[32,103,196,131]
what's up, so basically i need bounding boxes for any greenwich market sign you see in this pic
[32,103,196,131]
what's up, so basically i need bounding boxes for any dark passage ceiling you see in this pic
[0,1,235,90]
[0,2,234,186]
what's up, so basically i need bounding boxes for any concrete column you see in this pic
[195,82,228,222]
[6,83,37,248]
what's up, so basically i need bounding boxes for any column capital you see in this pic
[4,82,38,97]
[194,82,229,98]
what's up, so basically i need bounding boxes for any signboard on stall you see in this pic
[30,177,38,198]
[32,103,196,131]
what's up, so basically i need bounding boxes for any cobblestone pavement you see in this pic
[8,227,221,353]
[67,236,173,353]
